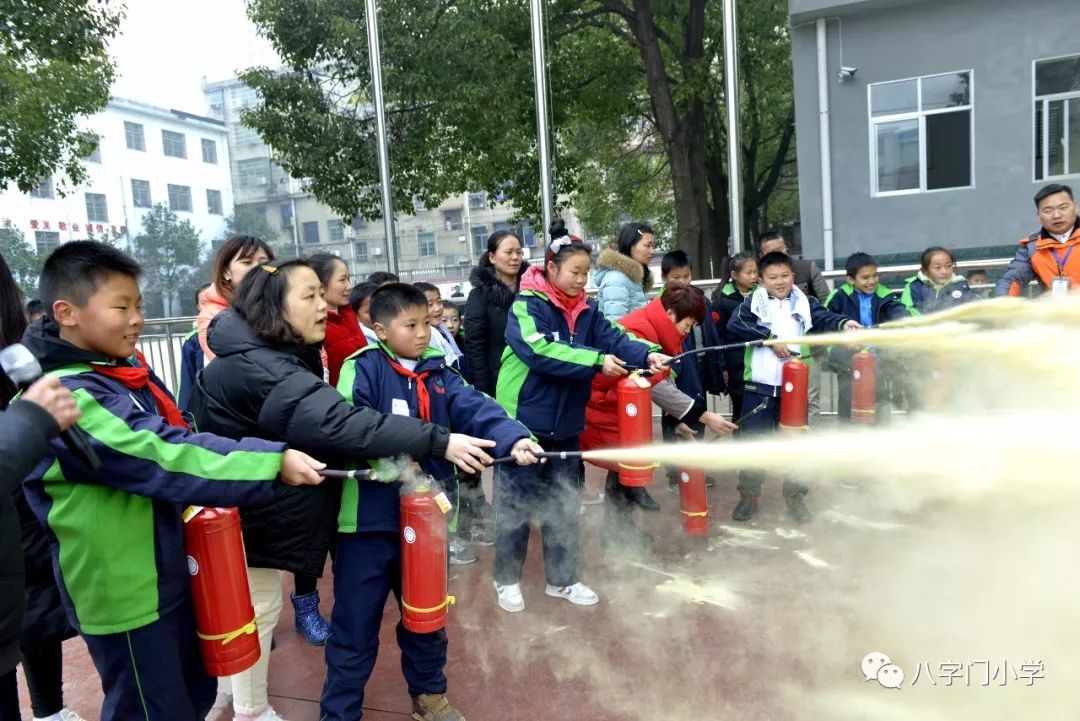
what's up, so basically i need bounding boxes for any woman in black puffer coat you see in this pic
[463,230,527,397]
[462,230,527,540]
[189,260,457,721]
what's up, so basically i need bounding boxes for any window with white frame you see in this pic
[168,184,192,212]
[418,232,437,257]
[30,177,54,199]
[1034,54,1080,181]
[233,124,260,146]
[355,241,369,263]
[327,219,344,242]
[85,193,108,222]
[206,189,223,215]
[162,130,187,158]
[302,221,320,244]
[201,139,218,164]
[125,122,145,151]
[34,231,60,255]
[238,158,269,187]
[131,179,152,208]
[869,70,973,195]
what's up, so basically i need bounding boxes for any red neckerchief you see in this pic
[385,355,431,421]
[520,265,588,333]
[91,350,188,428]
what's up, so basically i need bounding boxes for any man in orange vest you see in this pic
[995,184,1080,297]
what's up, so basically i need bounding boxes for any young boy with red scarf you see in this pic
[331,282,540,721]
[17,242,326,721]
[492,225,670,613]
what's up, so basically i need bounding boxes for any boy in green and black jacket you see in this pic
[18,242,325,721]
[824,252,912,423]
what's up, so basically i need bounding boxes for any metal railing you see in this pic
[139,256,1027,407]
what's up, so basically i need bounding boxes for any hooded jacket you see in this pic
[463,262,526,395]
[323,304,367,387]
[175,325,204,413]
[0,400,60,674]
[195,283,230,361]
[580,297,683,467]
[994,221,1080,297]
[726,292,851,386]
[900,272,977,315]
[20,318,284,636]
[338,343,530,533]
[191,310,450,574]
[594,247,653,320]
[496,265,658,440]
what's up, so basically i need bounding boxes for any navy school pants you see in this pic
[736,389,807,498]
[492,435,583,588]
[320,532,448,721]
[80,600,215,721]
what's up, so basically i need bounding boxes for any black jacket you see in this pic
[191,310,451,576]
[463,263,525,395]
[1,400,60,674]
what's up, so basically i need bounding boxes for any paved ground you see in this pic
[15,424,1072,721]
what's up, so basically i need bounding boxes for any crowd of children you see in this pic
[2,220,995,721]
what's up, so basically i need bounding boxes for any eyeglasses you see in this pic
[1039,202,1075,216]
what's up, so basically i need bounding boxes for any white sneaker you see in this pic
[35,710,87,721]
[545,582,599,606]
[235,706,287,721]
[205,692,233,721]
[494,580,525,612]
[449,535,478,565]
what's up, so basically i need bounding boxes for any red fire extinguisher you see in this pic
[778,359,809,433]
[616,372,657,487]
[678,467,709,536]
[183,506,260,677]
[400,490,454,633]
[851,350,877,425]
[925,357,951,411]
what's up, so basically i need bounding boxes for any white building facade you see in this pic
[0,97,234,254]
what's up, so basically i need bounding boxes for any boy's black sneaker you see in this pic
[628,486,661,511]
[732,492,760,522]
[786,493,812,524]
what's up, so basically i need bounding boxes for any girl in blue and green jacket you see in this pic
[492,225,668,613]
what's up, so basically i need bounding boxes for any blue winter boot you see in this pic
[291,590,331,646]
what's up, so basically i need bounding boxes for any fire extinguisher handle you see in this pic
[486,451,584,466]
[319,469,375,480]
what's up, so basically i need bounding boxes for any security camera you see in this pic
[837,66,857,82]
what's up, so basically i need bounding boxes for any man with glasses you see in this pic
[995,184,1080,297]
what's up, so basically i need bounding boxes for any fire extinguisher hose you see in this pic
[402,595,457,614]
[196,617,258,645]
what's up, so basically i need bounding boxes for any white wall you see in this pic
[0,98,233,251]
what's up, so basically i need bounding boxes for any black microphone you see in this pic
[1,343,102,472]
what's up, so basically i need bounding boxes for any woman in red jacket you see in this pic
[309,253,366,387]
[580,283,736,552]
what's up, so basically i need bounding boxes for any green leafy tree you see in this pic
[225,204,279,244]
[131,205,203,318]
[0,0,122,193]
[0,226,43,298]
[242,0,796,273]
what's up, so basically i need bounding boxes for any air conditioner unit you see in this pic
[457,235,466,242]
[344,226,356,239]
[373,247,383,256]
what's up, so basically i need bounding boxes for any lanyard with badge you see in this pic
[1051,246,1073,296]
